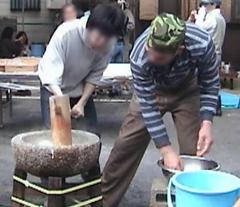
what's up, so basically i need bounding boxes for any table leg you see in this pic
[47,177,66,207]
[230,78,234,90]
[0,90,3,128]
[12,169,27,207]
[9,89,13,117]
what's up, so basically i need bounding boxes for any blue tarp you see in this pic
[220,91,240,109]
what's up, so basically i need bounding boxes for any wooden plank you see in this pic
[0,66,4,72]
[0,57,40,73]
[180,0,199,20]
[12,169,28,207]
[47,177,66,207]
[139,0,159,20]
[49,95,72,146]
[5,65,38,73]
[221,0,232,22]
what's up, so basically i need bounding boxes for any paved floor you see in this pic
[0,98,240,206]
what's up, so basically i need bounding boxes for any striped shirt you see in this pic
[130,23,220,148]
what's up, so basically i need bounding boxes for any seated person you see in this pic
[0,27,22,58]
[15,31,30,56]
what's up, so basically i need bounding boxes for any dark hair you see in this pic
[16,31,29,45]
[200,2,220,8]
[86,3,127,37]
[1,27,14,40]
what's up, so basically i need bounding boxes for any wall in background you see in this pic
[132,0,240,65]
[0,18,17,35]
[132,0,181,38]
[223,24,240,65]
[0,0,57,43]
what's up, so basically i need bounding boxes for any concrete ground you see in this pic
[0,98,240,207]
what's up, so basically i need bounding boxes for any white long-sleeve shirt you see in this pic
[195,7,226,55]
[38,16,113,97]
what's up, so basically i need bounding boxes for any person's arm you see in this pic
[131,60,181,170]
[131,61,170,148]
[198,37,219,122]
[71,82,95,118]
[47,85,63,96]
[197,36,220,156]
[78,82,95,106]
[71,48,112,118]
[38,26,66,95]
[125,9,135,30]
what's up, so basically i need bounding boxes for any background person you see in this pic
[49,3,78,42]
[61,3,78,22]
[15,31,30,56]
[189,0,226,63]
[111,0,134,63]
[189,0,226,116]
[0,27,22,58]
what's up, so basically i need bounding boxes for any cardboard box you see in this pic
[0,59,9,72]
[0,66,5,72]
[0,57,40,73]
[139,0,159,20]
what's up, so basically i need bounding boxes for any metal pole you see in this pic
[22,0,25,31]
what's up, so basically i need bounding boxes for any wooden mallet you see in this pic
[49,95,72,146]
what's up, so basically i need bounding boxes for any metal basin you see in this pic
[11,130,100,177]
[158,155,220,180]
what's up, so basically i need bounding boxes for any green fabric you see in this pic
[147,13,185,52]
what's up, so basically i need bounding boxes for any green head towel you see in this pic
[147,13,185,52]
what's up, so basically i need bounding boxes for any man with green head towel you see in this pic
[102,13,220,206]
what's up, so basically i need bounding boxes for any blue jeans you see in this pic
[111,42,124,63]
[40,86,99,136]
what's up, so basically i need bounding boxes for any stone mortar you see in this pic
[11,130,100,177]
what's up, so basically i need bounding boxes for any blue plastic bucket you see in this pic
[168,171,240,207]
[31,43,45,57]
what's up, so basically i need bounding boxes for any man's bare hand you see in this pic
[188,10,197,22]
[71,103,85,119]
[197,120,213,157]
[160,145,182,171]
